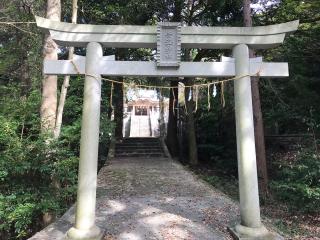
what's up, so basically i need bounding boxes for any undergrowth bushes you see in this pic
[0,87,78,239]
[0,81,113,239]
[0,136,78,239]
[271,149,320,213]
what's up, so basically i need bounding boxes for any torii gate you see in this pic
[36,17,298,240]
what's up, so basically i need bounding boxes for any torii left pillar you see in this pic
[66,42,103,240]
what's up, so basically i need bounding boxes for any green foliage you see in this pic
[257,0,320,135]
[194,0,320,218]
[0,88,75,239]
[255,1,320,213]
[0,80,113,239]
[195,83,237,173]
[0,195,38,238]
[271,149,320,213]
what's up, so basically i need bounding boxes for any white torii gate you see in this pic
[36,16,298,240]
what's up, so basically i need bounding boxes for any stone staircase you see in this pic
[114,137,167,158]
[129,115,151,137]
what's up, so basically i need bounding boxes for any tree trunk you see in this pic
[164,0,182,157]
[184,0,198,165]
[242,0,268,195]
[158,89,165,138]
[40,2,61,225]
[166,80,179,157]
[54,0,78,139]
[114,77,124,140]
[41,0,61,133]
[185,77,198,165]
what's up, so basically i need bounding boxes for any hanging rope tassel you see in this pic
[188,87,192,101]
[172,87,176,116]
[213,83,217,97]
[177,82,188,115]
[184,86,189,115]
[207,84,211,111]
[110,82,114,110]
[221,81,225,108]
[178,82,186,106]
[193,85,199,113]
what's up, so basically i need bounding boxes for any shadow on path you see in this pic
[29,157,241,240]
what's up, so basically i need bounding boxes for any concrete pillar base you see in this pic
[228,225,283,240]
[65,225,103,240]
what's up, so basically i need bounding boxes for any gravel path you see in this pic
[29,157,243,240]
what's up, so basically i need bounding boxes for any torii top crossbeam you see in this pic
[36,16,298,49]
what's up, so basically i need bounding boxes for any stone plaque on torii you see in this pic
[156,22,181,67]
[36,16,299,240]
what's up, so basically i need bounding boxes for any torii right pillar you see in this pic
[231,43,281,239]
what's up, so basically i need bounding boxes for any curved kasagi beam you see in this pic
[35,16,299,49]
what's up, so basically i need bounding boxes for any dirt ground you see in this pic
[29,157,284,240]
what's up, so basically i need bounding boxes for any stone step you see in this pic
[115,147,162,151]
[115,145,162,149]
[118,140,160,143]
[116,145,162,148]
[114,137,165,158]
[121,141,159,143]
[116,143,161,147]
[122,137,159,141]
[129,116,151,137]
[115,151,163,155]
[115,153,165,158]
[115,150,164,155]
